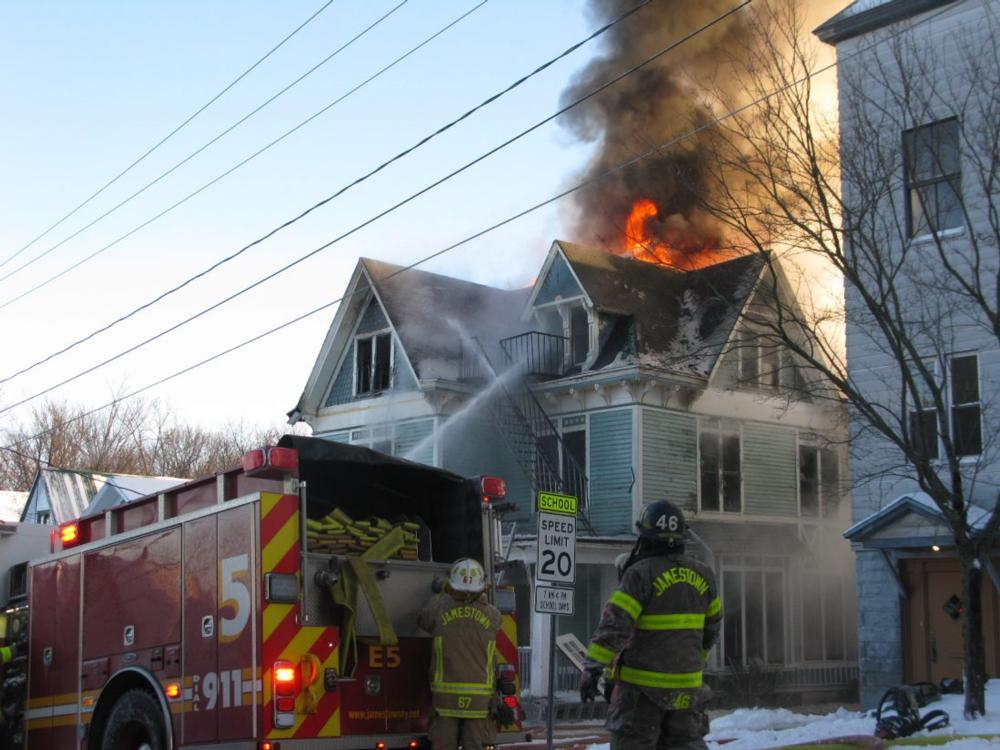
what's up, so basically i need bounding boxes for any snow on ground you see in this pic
[587,680,1000,750]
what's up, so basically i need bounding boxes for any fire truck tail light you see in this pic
[504,695,519,708]
[273,662,296,691]
[60,523,81,547]
[244,446,299,476]
[375,742,387,750]
[481,476,506,498]
[409,741,420,749]
[276,696,295,712]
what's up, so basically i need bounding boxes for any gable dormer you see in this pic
[521,242,598,372]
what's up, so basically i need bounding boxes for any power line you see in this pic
[0,0,408,288]
[0,0,738,417]
[0,0,643,385]
[0,0,959,460]
[0,0,339,272]
[0,1,484,313]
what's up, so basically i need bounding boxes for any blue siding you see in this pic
[357,297,389,333]
[589,409,634,534]
[393,339,416,391]
[324,342,355,407]
[642,409,698,512]
[535,253,583,306]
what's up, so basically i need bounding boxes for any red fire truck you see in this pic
[6,436,523,749]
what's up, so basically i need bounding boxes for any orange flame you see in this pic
[620,198,730,270]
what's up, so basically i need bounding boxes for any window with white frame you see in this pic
[720,556,785,667]
[355,331,392,396]
[798,444,841,519]
[906,359,939,462]
[538,416,587,502]
[699,420,741,512]
[738,330,782,390]
[801,563,846,662]
[903,118,962,237]
[350,426,393,456]
[950,353,981,457]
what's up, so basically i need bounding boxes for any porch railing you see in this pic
[500,331,568,379]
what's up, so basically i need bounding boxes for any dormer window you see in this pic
[356,332,392,395]
[570,306,589,366]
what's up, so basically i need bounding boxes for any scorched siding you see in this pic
[588,409,634,534]
[641,408,698,512]
[742,423,797,516]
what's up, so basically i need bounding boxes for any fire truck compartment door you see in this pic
[306,557,449,637]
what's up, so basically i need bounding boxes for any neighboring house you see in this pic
[290,242,857,698]
[20,468,184,525]
[816,0,1000,707]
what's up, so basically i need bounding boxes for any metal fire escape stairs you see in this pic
[461,337,595,537]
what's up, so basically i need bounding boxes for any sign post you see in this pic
[533,491,577,750]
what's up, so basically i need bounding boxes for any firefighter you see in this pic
[580,500,722,750]
[418,558,501,750]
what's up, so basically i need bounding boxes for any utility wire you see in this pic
[0,0,338,272]
[0,0,737,417]
[0,0,959,460]
[0,0,407,288]
[0,0,643,384]
[0,1,483,313]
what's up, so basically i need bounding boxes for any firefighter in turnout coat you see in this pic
[418,558,501,750]
[580,501,722,750]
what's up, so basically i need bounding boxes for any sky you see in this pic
[0,0,849,437]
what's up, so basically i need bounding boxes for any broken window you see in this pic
[570,306,589,366]
[800,444,841,518]
[700,420,741,513]
[355,332,392,396]
[950,353,981,456]
[904,118,962,237]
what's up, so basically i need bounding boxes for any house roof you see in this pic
[362,259,531,379]
[22,468,185,524]
[844,491,996,545]
[814,0,959,44]
[85,474,186,515]
[555,242,764,377]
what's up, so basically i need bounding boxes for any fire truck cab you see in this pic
[11,436,522,750]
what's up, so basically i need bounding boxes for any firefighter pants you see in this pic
[428,713,494,750]
[606,684,709,750]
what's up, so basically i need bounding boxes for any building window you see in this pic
[720,557,785,667]
[906,359,939,461]
[700,420,741,513]
[738,331,782,389]
[798,444,841,518]
[569,306,589,366]
[950,354,981,457]
[801,568,845,662]
[349,426,393,455]
[355,332,392,395]
[539,416,587,503]
[904,118,962,237]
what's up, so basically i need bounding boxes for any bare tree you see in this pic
[683,0,1000,717]
[0,394,288,493]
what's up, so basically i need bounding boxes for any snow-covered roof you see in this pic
[555,242,764,378]
[844,491,995,543]
[85,474,186,515]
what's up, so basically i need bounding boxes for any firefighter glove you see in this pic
[579,666,602,703]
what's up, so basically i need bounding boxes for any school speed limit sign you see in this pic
[536,492,577,584]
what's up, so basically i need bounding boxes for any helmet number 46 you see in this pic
[655,515,679,531]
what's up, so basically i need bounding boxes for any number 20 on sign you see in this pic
[536,492,577,585]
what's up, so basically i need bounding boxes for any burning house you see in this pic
[290,231,857,701]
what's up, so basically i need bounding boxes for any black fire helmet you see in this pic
[636,500,686,544]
